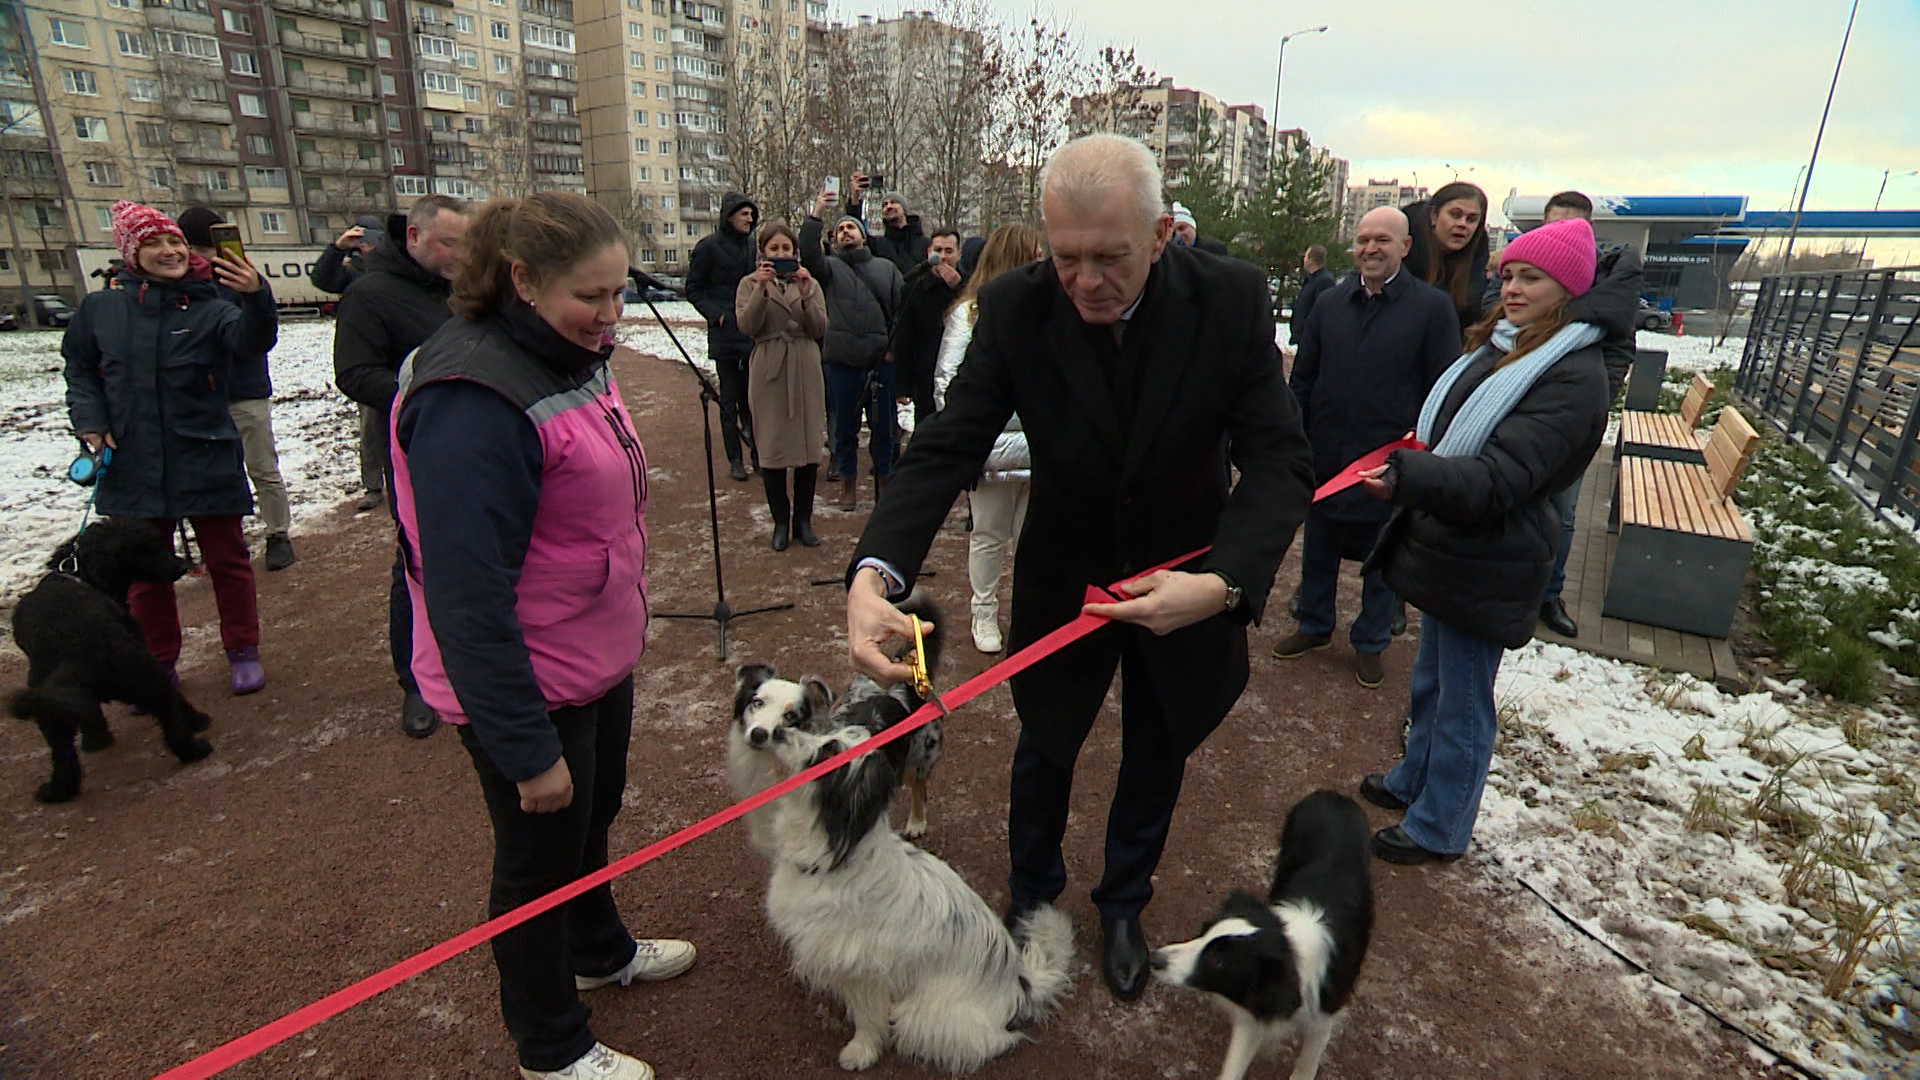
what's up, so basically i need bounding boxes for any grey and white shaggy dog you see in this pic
[728,592,946,856]
[10,519,213,803]
[760,721,1074,1073]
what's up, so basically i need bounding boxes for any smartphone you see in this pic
[770,256,799,277]
[207,222,246,264]
[822,175,841,201]
[867,174,887,191]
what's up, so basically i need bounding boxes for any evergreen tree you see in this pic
[1164,107,1234,244]
[1232,135,1340,304]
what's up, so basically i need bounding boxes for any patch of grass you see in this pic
[1598,751,1653,773]
[1684,784,1740,837]
[1572,799,1623,838]
[1789,631,1881,704]
[1823,896,1897,1000]
[1682,732,1710,761]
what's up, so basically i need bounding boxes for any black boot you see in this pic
[792,464,820,547]
[763,468,791,551]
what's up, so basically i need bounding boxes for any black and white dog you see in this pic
[1151,790,1374,1080]
[9,520,213,803]
[728,594,944,856]
[761,721,1073,1073]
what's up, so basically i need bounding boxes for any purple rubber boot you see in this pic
[227,648,265,696]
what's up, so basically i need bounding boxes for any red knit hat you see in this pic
[1500,216,1597,298]
[110,200,185,269]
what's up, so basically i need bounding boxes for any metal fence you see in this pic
[1735,266,1920,528]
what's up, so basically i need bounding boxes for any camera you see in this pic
[769,256,800,278]
[867,174,887,191]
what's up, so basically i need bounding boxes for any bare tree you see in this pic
[915,0,1005,234]
[719,35,814,225]
[999,15,1076,221]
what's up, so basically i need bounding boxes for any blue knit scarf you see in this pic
[1416,320,1602,458]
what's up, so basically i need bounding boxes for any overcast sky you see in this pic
[855,0,1920,255]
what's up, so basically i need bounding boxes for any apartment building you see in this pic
[1342,176,1428,241]
[1068,78,1280,211]
[1271,126,1347,230]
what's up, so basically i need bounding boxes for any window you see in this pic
[37,249,67,272]
[156,31,221,63]
[452,13,475,33]
[638,248,654,263]
[415,34,453,59]
[126,77,161,102]
[135,120,166,146]
[629,79,644,95]
[628,20,642,36]
[687,224,700,238]
[48,19,87,48]
[386,107,402,130]
[653,0,665,11]
[375,36,392,58]
[490,21,511,40]
[230,51,258,76]
[116,30,151,57]
[415,6,440,24]
[73,116,108,140]
[431,177,484,199]
[145,165,174,187]
[395,175,428,196]
[662,222,675,237]
[654,55,667,70]
[635,166,649,181]
[663,249,678,265]
[246,166,287,187]
[463,116,482,133]
[461,82,480,102]
[657,84,669,99]
[737,41,749,57]
[548,95,569,114]
[356,140,379,160]
[633,137,648,153]
[494,55,511,74]
[631,108,646,125]
[522,24,573,51]
[456,47,477,67]
[654,27,666,42]
[96,206,114,231]
[661,195,672,209]
[82,161,118,185]
[787,24,798,40]
[199,168,232,190]
[629,49,643,66]
[60,69,97,95]
[245,133,273,155]
[678,165,690,180]
[259,211,286,234]
[222,9,250,33]
[421,70,459,94]
[659,137,671,152]
[370,0,387,19]
[237,93,265,117]
[496,89,515,107]
[107,0,136,9]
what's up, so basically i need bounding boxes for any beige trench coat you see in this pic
[735,275,828,469]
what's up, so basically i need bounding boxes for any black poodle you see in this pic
[10,518,213,803]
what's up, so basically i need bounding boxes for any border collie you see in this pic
[1151,790,1374,1080]
[762,722,1073,1072]
[728,594,944,856]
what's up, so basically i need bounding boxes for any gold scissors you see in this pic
[908,617,950,717]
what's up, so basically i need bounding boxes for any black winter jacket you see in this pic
[892,260,964,401]
[1365,341,1611,647]
[1289,267,1336,332]
[685,191,760,361]
[800,215,902,369]
[332,236,455,410]
[863,208,929,276]
[63,264,278,519]
[309,242,366,295]
[1404,198,1491,336]
[221,278,276,402]
[1290,272,1461,522]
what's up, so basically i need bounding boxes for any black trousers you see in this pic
[1007,635,1188,922]
[459,675,639,1071]
[384,462,418,696]
[713,348,753,467]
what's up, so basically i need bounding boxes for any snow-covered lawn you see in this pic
[1649,330,1747,374]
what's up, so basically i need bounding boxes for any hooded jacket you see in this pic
[799,214,902,369]
[63,262,279,519]
[685,191,761,360]
[1404,198,1491,335]
[332,219,455,410]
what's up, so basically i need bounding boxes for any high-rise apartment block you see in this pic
[1342,177,1428,241]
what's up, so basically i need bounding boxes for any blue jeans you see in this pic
[1383,613,1506,855]
[1296,511,1397,654]
[1546,477,1582,599]
[824,362,894,481]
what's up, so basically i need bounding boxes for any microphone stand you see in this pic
[635,276,792,660]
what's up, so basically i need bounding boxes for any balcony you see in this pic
[279,29,369,59]
[304,189,372,213]
[523,72,572,92]
[180,182,247,206]
[143,5,217,32]
[286,71,377,101]
[163,98,233,123]
[292,111,379,136]
[274,0,371,24]
[175,143,242,165]
[299,151,386,175]
[427,128,464,145]
[529,121,580,145]
[518,0,572,22]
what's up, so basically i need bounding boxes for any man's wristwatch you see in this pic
[1211,571,1243,614]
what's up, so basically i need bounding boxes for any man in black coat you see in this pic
[845,135,1314,1004]
[332,193,469,740]
[891,228,965,428]
[685,191,760,481]
[1273,208,1459,689]
[311,215,387,511]
[1289,244,1335,336]
[857,189,930,275]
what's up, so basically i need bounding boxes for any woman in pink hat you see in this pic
[63,201,278,695]
[1352,215,1612,866]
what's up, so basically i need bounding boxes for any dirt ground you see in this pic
[0,346,1790,1080]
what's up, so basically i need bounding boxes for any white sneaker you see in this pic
[520,1042,654,1080]
[575,939,697,990]
[972,609,1003,654]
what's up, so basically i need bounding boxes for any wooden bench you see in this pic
[1602,407,1761,639]
[1618,373,1713,464]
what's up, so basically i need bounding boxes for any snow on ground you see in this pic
[0,320,364,607]
[1481,642,1919,1078]
[1649,330,1747,374]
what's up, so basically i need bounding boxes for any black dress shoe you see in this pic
[1372,825,1461,866]
[401,692,440,739]
[794,519,819,547]
[1359,773,1407,812]
[1540,596,1578,638]
[771,522,789,551]
[1390,606,1408,636]
[1101,917,1151,1002]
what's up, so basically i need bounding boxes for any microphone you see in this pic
[629,266,678,294]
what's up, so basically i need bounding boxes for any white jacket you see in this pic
[935,299,1029,483]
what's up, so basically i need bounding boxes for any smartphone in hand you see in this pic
[208,222,246,265]
[823,175,841,201]
[770,256,800,277]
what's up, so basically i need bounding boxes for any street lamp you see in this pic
[1873,169,1919,212]
[1266,24,1327,178]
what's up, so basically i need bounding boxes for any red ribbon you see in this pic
[151,545,1213,1079]
[1311,436,1425,502]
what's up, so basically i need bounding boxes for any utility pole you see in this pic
[1779,0,1860,275]
[1264,24,1325,181]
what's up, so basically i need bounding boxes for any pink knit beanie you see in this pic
[110,200,185,268]
[1500,216,1597,297]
